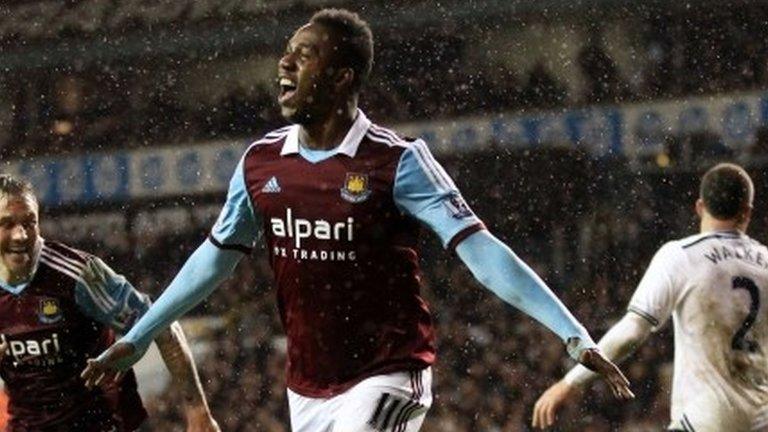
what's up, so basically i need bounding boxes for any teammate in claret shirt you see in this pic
[0,175,219,432]
[533,163,768,432]
[85,8,633,432]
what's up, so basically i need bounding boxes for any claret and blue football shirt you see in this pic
[0,239,149,431]
[210,110,484,397]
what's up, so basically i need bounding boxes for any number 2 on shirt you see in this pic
[731,276,761,353]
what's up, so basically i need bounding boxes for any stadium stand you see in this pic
[1,0,768,430]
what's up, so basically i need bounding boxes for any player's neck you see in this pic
[0,266,24,286]
[300,101,357,151]
[700,217,746,234]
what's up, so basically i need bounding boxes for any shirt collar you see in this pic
[280,109,371,158]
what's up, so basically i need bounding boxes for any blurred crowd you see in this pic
[3,4,768,158]
[71,150,768,431]
[5,1,768,429]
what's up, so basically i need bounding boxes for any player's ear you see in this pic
[334,67,354,91]
[740,203,753,225]
[695,198,705,218]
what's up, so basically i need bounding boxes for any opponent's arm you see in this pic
[155,322,220,432]
[532,242,681,429]
[532,312,651,429]
[563,312,652,387]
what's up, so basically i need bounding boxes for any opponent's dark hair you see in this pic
[700,163,753,220]
[310,8,373,91]
[0,174,35,202]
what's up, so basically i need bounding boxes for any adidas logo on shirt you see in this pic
[262,176,281,193]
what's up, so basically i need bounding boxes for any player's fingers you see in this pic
[84,372,105,389]
[534,401,546,429]
[113,370,125,383]
[592,354,631,394]
[607,371,634,399]
[93,371,106,387]
[615,380,635,399]
[535,402,549,429]
[605,372,622,398]
[537,407,545,429]
[548,396,562,427]
[605,364,633,399]
[80,359,97,379]
[81,359,106,388]
[532,398,548,429]
[610,364,630,387]
[532,401,542,428]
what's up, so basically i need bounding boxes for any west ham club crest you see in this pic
[340,173,372,203]
[38,298,63,324]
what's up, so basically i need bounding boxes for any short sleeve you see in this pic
[393,140,484,250]
[628,242,684,330]
[74,257,152,334]
[210,155,261,253]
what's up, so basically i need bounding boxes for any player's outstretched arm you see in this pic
[154,322,220,432]
[455,230,634,400]
[392,141,630,399]
[82,239,243,376]
[532,312,651,429]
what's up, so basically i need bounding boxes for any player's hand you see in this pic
[578,348,634,400]
[80,341,137,389]
[532,379,579,429]
[185,404,221,432]
[0,337,8,361]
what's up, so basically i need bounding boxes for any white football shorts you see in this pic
[288,367,433,432]
[669,389,768,432]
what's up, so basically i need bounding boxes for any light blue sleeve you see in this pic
[210,155,261,251]
[393,141,484,248]
[74,257,151,334]
[110,154,260,367]
[456,230,596,357]
[116,239,243,366]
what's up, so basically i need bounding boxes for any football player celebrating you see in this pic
[0,174,218,432]
[86,8,632,432]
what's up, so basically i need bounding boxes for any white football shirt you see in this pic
[629,230,768,431]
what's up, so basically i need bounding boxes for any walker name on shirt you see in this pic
[270,208,357,262]
[704,244,768,269]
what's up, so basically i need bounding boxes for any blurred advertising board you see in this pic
[2,91,766,207]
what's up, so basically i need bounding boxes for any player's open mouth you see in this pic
[278,77,298,103]
[5,246,30,259]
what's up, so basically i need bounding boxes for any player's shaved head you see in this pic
[0,174,36,205]
[700,163,753,220]
[310,8,373,92]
